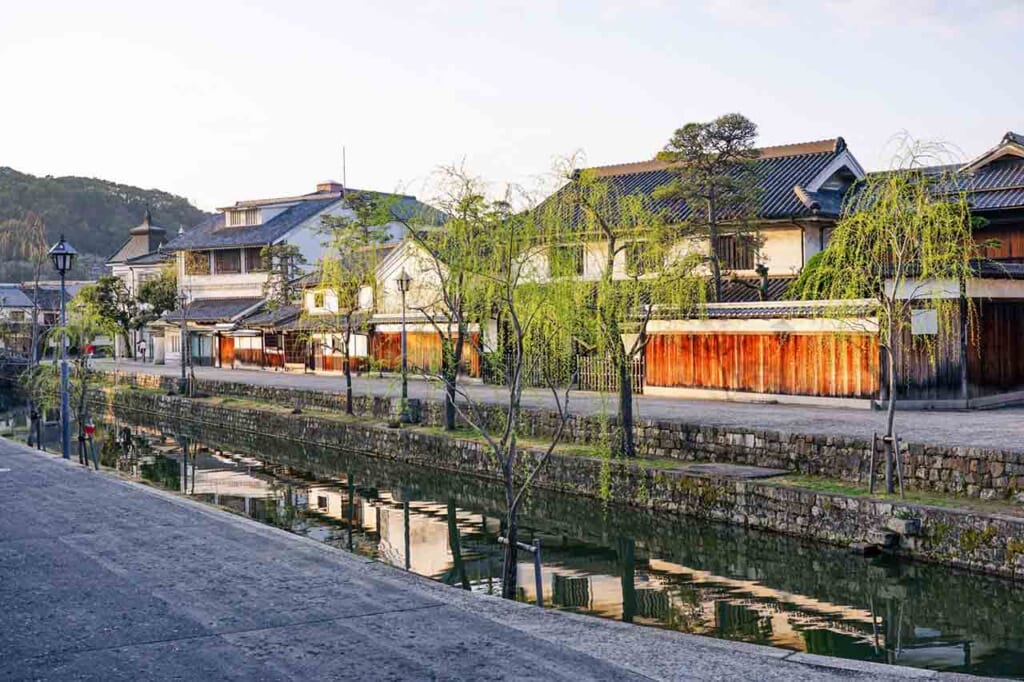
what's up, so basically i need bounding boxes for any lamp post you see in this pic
[396,269,412,407]
[177,291,189,395]
[48,234,76,460]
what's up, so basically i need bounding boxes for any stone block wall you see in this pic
[103,371,1024,500]
[103,388,1024,580]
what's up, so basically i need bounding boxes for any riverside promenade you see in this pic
[0,438,991,681]
[96,359,1024,451]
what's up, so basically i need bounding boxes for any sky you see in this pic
[1,0,1022,211]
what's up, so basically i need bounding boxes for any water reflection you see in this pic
[11,411,1024,679]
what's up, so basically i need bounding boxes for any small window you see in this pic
[715,235,755,271]
[313,291,326,308]
[214,249,242,274]
[227,208,259,227]
[316,495,328,510]
[185,251,211,275]
[550,244,584,277]
[10,310,25,322]
[245,247,266,272]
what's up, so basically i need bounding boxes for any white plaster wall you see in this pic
[754,228,803,275]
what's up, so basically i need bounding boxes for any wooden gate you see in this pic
[219,335,235,367]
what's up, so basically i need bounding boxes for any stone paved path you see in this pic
[0,438,991,681]
[97,359,1024,452]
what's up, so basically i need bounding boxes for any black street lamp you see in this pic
[48,234,76,460]
[177,291,189,396]
[396,269,412,407]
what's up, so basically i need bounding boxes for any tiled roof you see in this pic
[19,285,69,311]
[165,199,339,251]
[240,304,301,328]
[167,192,446,252]
[0,285,34,308]
[549,138,850,226]
[164,297,264,323]
[716,276,796,303]
[124,249,172,266]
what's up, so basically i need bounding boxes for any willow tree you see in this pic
[792,141,976,493]
[402,167,492,431]
[1,212,48,446]
[654,113,760,302]
[313,193,391,414]
[24,292,118,466]
[442,187,578,600]
[545,163,704,457]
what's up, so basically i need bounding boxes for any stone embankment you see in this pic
[108,370,1024,501]
[100,385,1024,581]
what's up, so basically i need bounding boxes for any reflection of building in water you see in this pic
[552,575,591,608]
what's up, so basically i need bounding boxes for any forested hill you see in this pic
[0,166,211,279]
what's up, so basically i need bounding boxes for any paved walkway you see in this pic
[0,438,990,681]
[98,359,1024,451]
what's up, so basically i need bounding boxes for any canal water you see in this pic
[4,404,1024,679]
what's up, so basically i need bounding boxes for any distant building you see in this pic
[106,209,172,359]
[154,181,440,368]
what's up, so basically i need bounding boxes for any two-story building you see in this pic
[156,181,440,369]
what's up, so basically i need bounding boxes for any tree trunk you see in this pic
[344,343,353,415]
[707,192,723,302]
[501,460,519,600]
[884,340,897,495]
[618,353,636,458]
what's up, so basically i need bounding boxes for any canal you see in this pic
[3,402,1024,679]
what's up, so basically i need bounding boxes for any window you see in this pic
[10,310,25,322]
[715,235,756,270]
[184,251,211,275]
[245,247,266,272]
[214,249,242,274]
[169,334,180,354]
[313,291,326,308]
[550,244,584,277]
[316,495,328,510]
[227,208,259,227]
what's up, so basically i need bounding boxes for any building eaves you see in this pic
[163,297,264,323]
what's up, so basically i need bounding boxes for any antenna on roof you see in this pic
[342,146,347,198]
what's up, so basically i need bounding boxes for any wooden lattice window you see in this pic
[715,235,755,270]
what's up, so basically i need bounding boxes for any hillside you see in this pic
[0,166,211,280]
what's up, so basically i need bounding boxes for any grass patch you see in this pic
[771,474,1024,516]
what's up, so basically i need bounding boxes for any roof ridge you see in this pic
[583,138,842,178]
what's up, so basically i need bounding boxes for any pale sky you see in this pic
[1,0,1021,210]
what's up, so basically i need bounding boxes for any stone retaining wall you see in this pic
[102,388,1024,580]
[104,371,1024,500]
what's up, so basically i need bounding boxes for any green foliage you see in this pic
[542,163,705,456]
[137,264,178,322]
[261,243,308,309]
[310,193,393,354]
[76,276,139,345]
[0,166,209,280]
[654,113,761,301]
[22,292,119,422]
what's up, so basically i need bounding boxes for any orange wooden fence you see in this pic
[645,332,879,398]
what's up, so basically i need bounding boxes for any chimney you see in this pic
[316,180,345,194]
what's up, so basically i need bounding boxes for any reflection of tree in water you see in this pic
[662,583,705,634]
[714,601,774,645]
[140,454,180,490]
